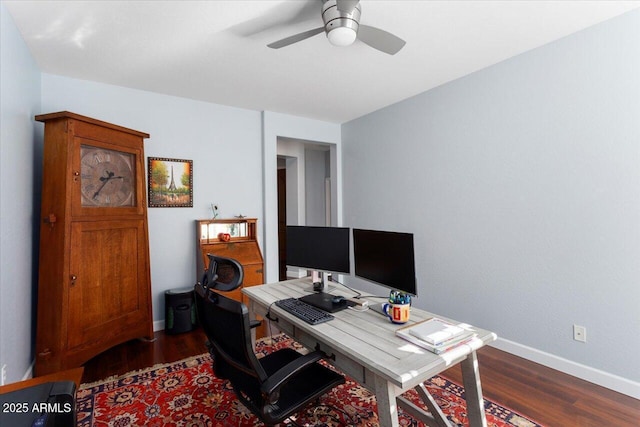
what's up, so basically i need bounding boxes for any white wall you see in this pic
[305,148,330,226]
[342,9,640,394]
[278,138,307,226]
[262,112,342,283]
[40,74,263,321]
[0,2,41,383]
[0,14,344,379]
[277,139,331,227]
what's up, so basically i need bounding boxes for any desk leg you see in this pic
[373,375,400,427]
[460,351,487,427]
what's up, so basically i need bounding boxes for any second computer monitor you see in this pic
[353,228,417,296]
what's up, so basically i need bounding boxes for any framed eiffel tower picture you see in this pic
[148,157,193,207]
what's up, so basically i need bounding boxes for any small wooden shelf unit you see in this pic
[196,218,264,305]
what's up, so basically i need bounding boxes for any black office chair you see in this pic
[194,283,345,426]
[202,254,244,291]
[202,254,261,329]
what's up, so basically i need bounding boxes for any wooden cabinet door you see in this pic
[242,264,264,286]
[67,219,151,351]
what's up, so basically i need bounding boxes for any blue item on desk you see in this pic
[389,290,411,305]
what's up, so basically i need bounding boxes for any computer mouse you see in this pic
[332,295,345,304]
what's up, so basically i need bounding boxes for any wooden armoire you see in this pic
[34,112,153,376]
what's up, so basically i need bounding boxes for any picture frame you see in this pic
[148,157,193,207]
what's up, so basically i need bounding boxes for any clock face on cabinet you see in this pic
[80,145,136,207]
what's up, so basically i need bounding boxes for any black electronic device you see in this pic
[353,228,417,296]
[286,226,350,292]
[0,381,76,427]
[299,292,348,313]
[332,295,345,304]
[286,226,350,274]
[275,298,336,325]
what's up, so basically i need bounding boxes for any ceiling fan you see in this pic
[267,0,406,55]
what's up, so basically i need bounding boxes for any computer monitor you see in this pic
[353,228,417,296]
[286,225,350,291]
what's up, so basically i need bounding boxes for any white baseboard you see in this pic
[154,320,165,332]
[490,337,640,399]
[21,361,34,382]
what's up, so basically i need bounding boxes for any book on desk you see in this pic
[396,317,477,354]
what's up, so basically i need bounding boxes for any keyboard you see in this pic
[275,298,335,325]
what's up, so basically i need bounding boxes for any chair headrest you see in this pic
[205,254,244,292]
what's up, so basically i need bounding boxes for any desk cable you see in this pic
[328,277,362,298]
[347,305,369,313]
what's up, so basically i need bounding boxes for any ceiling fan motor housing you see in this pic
[322,0,361,45]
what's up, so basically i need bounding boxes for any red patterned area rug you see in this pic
[77,334,543,426]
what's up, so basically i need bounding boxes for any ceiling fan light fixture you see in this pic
[267,0,405,55]
[327,26,357,46]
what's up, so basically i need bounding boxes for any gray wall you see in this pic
[342,10,640,383]
[0,3,41,384]
[305,148,329,226]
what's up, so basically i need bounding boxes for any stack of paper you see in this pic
[396,318,477,354]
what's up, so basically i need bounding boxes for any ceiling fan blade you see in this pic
[336,0,360,14]
[267,27,325,49]
[230,1,319,37]
[358,24,406,55]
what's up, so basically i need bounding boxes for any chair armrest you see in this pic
[260,350,325,397]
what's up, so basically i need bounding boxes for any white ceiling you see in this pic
[5,0,639,123]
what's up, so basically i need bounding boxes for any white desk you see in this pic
[243,278,497,427]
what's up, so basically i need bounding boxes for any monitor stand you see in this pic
[310,271,335,293]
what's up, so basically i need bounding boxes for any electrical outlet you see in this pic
[1,364,7,386]
[573,325,587,343]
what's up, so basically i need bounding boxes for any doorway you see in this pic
[277,139,335,279]
[277,167,287,281]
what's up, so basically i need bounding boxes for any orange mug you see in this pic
[383,302,410,324]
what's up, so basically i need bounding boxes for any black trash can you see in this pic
[165,287,198,334]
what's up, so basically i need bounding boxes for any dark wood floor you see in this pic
[82,328,640,426]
